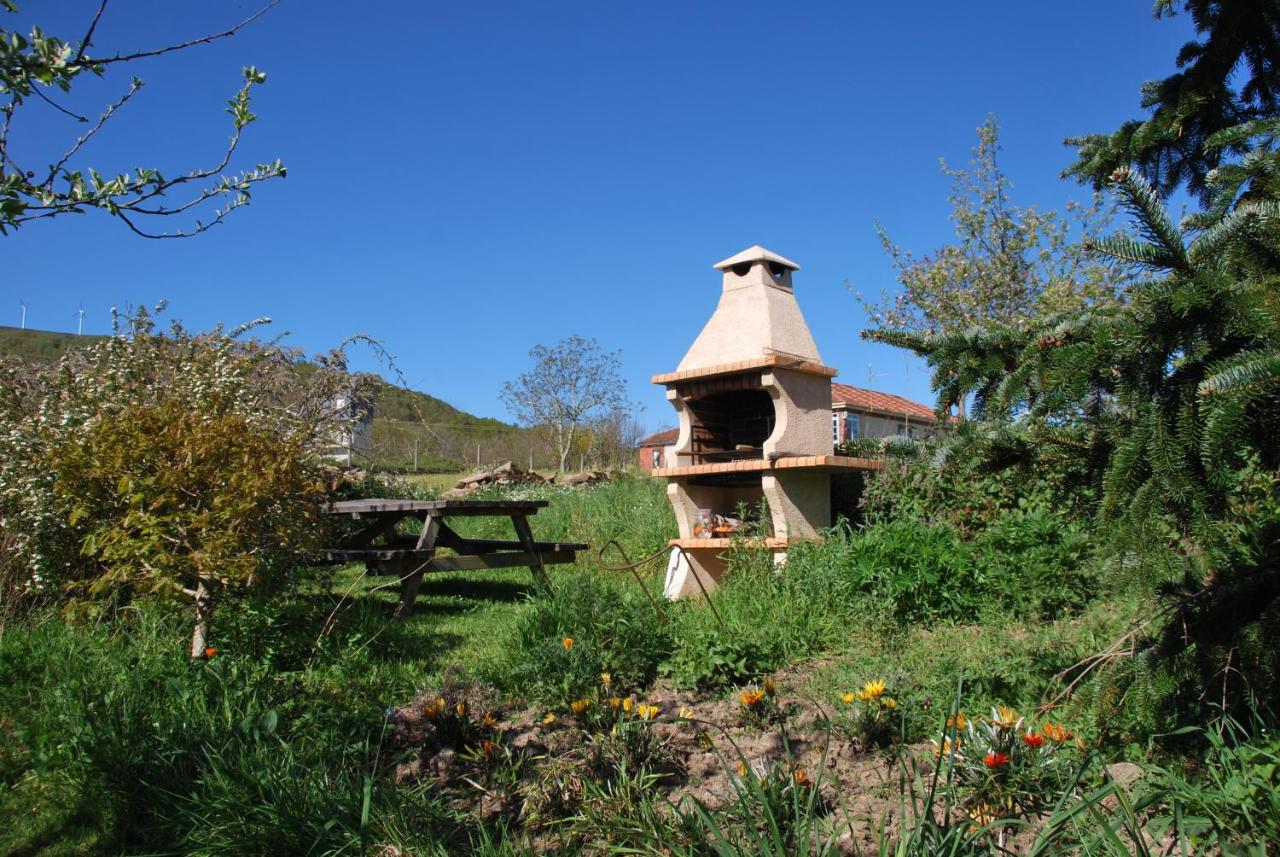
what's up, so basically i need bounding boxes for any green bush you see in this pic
[489,575,674,703]
[659,626,776,691]
[0,307,375,654]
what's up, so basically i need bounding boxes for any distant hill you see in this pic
[0,326,105,362]
[0,325,519,472]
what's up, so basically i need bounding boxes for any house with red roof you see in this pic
[636,384,940,471]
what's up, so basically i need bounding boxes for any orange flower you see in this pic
[983,751,1010,768]
[570,698,592,716]
[481,740,497,757]
[608,697,623,710]
[735,761,747,777]
[1022,731,1046,749]
[740,688,766,707]
[792,768,810,786]
[423,698,446,719]
[933,737,962,758]
[482,712,499,728]
[562,637,574,651]
[947,711,967,730]
[204,647,217,659]
[455,701,469,718]
[1042,722,1074,742]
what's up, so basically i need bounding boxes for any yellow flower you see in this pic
[740,688,766,707]
[455,701,468,718]
[622,697,634,713]
[599,672,612,688]
[562,637,574,651]
[859,680,886,701]
[542,712,556,725]
[678,706,695,719]
[570,698,592,716]
[482,712,499,728]
[762,677,777,697]
[991,705,1021,731]
[946,711,968,730]
[882,697,896,709]
[840,692,856,704]
[423,697,446,719]
[636,703,659,720]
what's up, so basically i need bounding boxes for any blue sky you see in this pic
[4,1,1194,430]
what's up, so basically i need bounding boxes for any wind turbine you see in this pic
[75,304,85,336]
[19,299,27,330]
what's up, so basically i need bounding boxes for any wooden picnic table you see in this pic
[322,498,586,618]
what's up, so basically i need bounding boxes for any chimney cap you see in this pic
[712,245,800,273]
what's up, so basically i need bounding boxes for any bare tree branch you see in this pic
[68,1,281,70]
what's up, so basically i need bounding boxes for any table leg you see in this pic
[393,516,441,618]
[392,562,425,619]
[511,514,554,595]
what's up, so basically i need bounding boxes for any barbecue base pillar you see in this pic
[761,471,830,540]
[663,547,726,600]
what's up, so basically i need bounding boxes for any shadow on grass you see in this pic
[417,574,535,604]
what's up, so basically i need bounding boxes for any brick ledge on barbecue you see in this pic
[651,355,837,386]
[669,536,793,550]
[652,454,882,478]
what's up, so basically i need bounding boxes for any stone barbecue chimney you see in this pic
[653,246,881,599]
[678,246,820,371]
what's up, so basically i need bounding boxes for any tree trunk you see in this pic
[189,578,212,659]
[557,424,572,473]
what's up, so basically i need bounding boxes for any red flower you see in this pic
[983,751,1010,768]
[203,647,217,659]
[1022,732,1046,749]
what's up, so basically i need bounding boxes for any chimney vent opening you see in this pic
[730,261,753,277]
[767,261,788,280]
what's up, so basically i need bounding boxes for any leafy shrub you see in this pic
[490,576,673,703]
[660,626,776,691]
[776,513,1095,627]
[0,307,373,652]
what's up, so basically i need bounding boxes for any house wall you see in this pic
[833,407,937,443]
[637,443,676,471]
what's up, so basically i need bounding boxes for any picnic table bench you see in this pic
[322,498,586,617]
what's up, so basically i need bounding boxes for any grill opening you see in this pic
[685,389,774,463]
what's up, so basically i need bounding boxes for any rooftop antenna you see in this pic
[19,299,27,330]
[75,304,85,336]
[866,364,887,385]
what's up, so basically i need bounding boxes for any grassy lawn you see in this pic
[2,473,1271,854]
